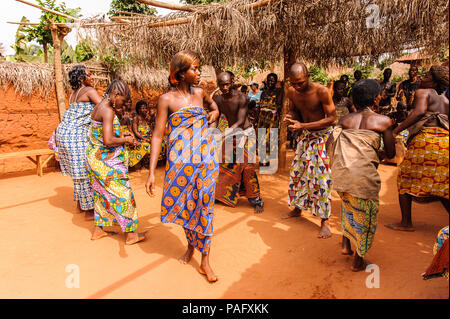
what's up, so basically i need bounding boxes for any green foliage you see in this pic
[376,72,384,81]
[24,0,81,47]
[75,37,97,62]
[108,0,156,16]
[353,62,374,80]
[418,66,428,77]
[392,75,403,83]
[309,65,329,85]
[377,57,395,71]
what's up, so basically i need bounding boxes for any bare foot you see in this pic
[75,201,83,214]
[254,204,264,214]
[341,248,354,255]
[384,223,415,232]
[91,226,117,240]
[318,220,332,239]
[178,245,194,264]
[84,210,94,221]
[341,236,353,255]
[282,207,301,219]
[198,264,218,283]
[125,231,147,245]
[350,255,366,272]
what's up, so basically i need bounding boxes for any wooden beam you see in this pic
[146,0,283,28]
[135,0,195,12]
[15,0,80,22]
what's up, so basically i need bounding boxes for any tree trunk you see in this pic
[279,47,297,170]
[43,42,48,63]
[50,24,67,122]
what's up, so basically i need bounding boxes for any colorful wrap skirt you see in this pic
[398,126,449,199]
[161,106,219,254]
[338,192,379,258]
[215,129,262,207]
[288,127,333,219]
[86,115,138,232]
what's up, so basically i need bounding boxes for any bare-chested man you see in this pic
[283,63,337,239]
[213,72,264,213]
[386,65,449,232]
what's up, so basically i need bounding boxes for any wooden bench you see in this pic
[0,149,55,176]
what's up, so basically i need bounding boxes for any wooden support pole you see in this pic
[50,23,70,122]
[146,0,283,28]
[279,46,296,170]
[15,0,80,21]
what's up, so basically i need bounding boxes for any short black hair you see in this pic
[267,73,278,82]
[340,74,349,81]
[135,100,148,115]
[333,80,346,90]
[226,70,234,78]
[351,79,381,109]
[354,70,362,76]
[240,85,248,92]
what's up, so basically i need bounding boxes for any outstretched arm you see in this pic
[393,89,428,134]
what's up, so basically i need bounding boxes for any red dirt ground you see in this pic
[0,151,448,299]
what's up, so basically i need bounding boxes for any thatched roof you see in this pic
[80,0,449,70]
[0,61,171,96]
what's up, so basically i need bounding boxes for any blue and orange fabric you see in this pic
[398,126,449,199]
[161,106,219,254]
[86,115,138,233]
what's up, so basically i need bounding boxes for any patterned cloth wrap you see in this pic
[86,115,138,233]
[126,123,168,167]
[127,123,152,167]
[215,127,262,207]
[423,226,449,280]
[161,106,219,254]
[339,193,379,258]
[257,92,281,164]
[398,126,449,199]
[288,127,333,219]
[56,101,95,210]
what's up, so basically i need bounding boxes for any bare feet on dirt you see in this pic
[318,219,332,239]
[384,223,415,232]
[178,245,194,264]
[282,207,301,219]
[91,226,117,240]
[125,231,147,245]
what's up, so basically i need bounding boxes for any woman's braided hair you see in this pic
[68,65,88,90]
[104,79,131,100]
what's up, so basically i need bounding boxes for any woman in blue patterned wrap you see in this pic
[145,51,221,282]
[56,65,102,220]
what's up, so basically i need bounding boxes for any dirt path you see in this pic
[0,153,448,299]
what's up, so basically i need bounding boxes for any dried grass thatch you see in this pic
[80,0,449,71]
[0,61,111,96]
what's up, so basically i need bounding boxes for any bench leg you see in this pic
[36,155,42,177]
